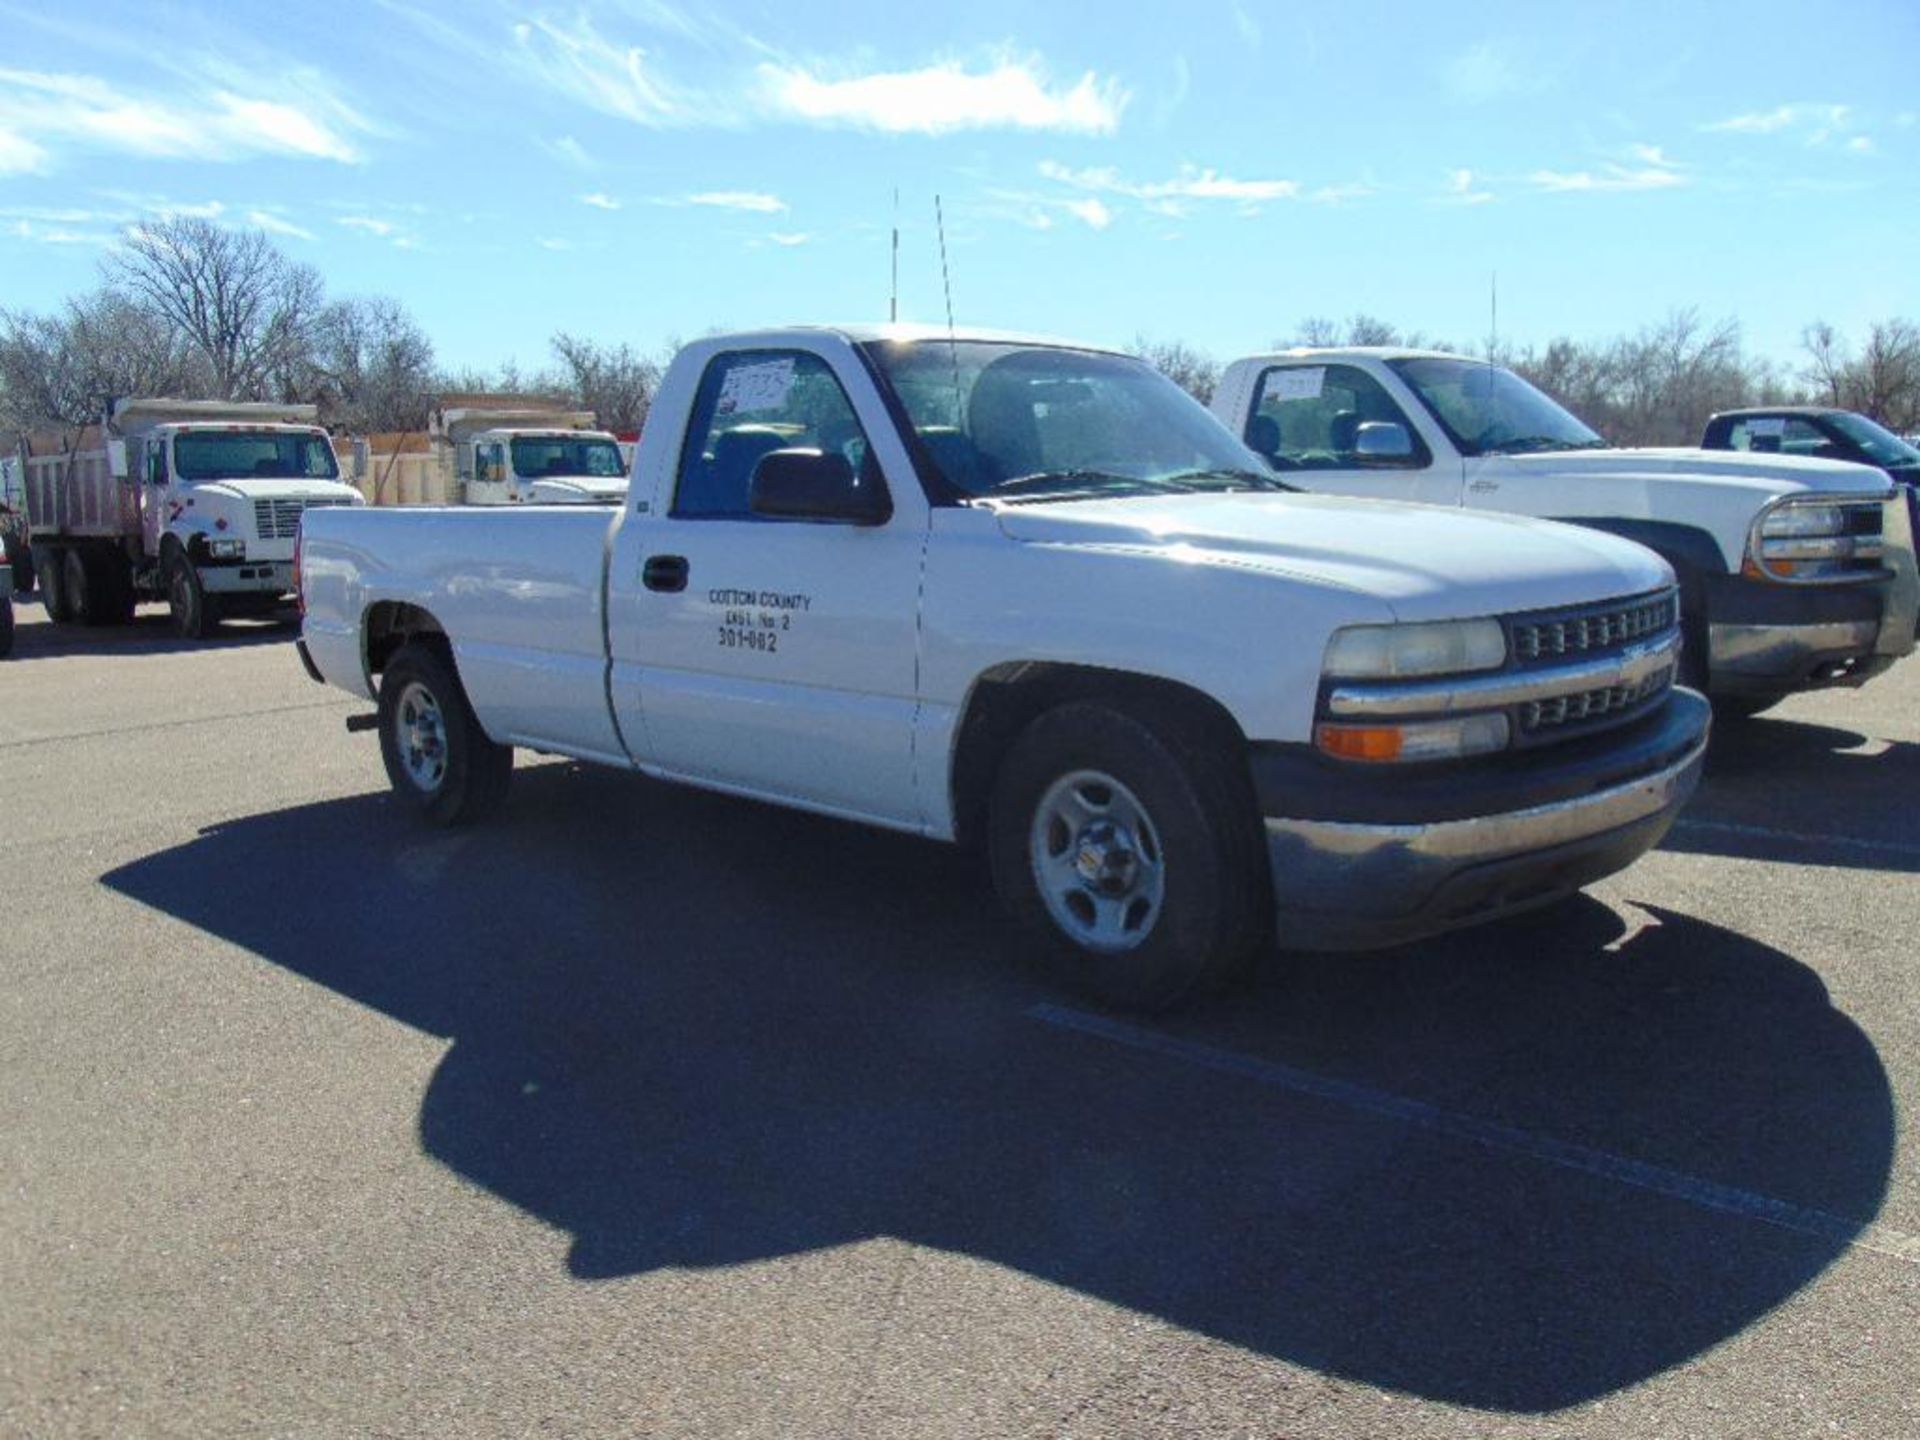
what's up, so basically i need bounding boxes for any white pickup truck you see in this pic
[299,325,1710,1010]
[1214,350,1920,717]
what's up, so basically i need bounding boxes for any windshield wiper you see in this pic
[1160,467,1298,493]
[1481,436,1600,455]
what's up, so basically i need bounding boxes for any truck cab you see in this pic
[430,401,629,506]
[465,427,629,505]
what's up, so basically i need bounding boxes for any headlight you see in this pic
[1747,499,1882,581]
[1316,713,1511,763]
[207,537,246,560]
[1324,618,1507,679]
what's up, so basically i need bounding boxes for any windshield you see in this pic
[510,437,626,479]
[1389,358,1607,457]
[862,340,1279,500]
[173,431,340,481]
[1828,412,1920,467]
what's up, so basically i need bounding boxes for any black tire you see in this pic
[63,548,97,625]
[166,550,218,639]
[1712,693,1786,723]
[377,642,513,826]
[988,699,1269,1012]
[2,531,30,595]
[0,596,13,658]
[66,547,132,627]
[35,544,73,623]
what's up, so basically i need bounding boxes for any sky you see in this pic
[1,0,1915,375]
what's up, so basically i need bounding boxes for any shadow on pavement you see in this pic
[102,762,1894,1412]
[1665,715,1920,872]
[1,596,295,660]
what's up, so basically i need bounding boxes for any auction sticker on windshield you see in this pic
[1264,367,1325,403]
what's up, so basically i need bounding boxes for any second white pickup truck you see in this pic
[1214,350,1919,718]
[300,326,1709,1010]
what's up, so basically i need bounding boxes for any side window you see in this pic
[476,444,504,484]
[674,350,880,520]
[1245,364,1428,470]
[147,441,167,485]
[1729,416,1828,455]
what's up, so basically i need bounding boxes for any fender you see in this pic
[1545,516,1730,581]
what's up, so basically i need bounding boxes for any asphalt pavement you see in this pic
[2,598,1916,1439]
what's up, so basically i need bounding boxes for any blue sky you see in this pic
[1,0,1914,373]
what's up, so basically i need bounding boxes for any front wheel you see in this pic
[377,642,513,826]
[988,700,1268,1012]
[166,551,218,639]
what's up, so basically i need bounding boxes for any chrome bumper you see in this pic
[1264,733,1707,951]
[1707,619,1887,691]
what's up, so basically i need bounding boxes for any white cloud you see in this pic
[1443,168,1494,205]
[768,231,811,247]
[0,125,49,176]
[507,14,691,126]
[759,57,1126,135]
[152,199,226,220]
[541,135,597,169]
[1846,135,1875,154]
[1308,181,1377,205]
[537,237,575,251]
[1626,142,1681,169]
[0,65,371,170]
[248,210,314,240]
[580,192,622,210]
[1229,1,1261,47]
[339,215,397,237]
[684,190,787,213]
[1444,41,1545,103]
[1703,102,1855,145]
[1898,112,1917,130]
[1530,164,1687,194]
[3,218,113,246]
[1064,197,1113,230]
[1040,160,1299,203]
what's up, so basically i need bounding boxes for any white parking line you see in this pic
[1030,1003,1920,1267]
[1671,817,1920,862]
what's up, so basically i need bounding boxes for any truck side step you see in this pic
[345,712,380,733]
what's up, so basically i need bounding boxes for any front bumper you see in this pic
[1260,691,1709,951]
[196,559,295,595]
[1707,619,1892,694]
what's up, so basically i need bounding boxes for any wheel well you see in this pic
[948,662,1252,848]
[364,601,449,677]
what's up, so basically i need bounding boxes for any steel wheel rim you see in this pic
[1029,768,1166,954]
[395,681,449,793]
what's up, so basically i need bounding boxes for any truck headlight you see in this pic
[207,537,246,560]
[1324,618,1507,679]
[1316,713,1511,763]
[1747,499,1882,580]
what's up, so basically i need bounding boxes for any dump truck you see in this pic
[17,400,364,638]
[428,398,629,506]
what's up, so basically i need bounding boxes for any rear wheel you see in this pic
[2,532,30,595]
[988,700,1268,1012]
[377,642,513,826]
[0,596,13,658]
[35,544,72,623]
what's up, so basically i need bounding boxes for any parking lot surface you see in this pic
[3,599,1916,1439]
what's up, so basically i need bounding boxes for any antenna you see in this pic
[889,187,899,324]
[936,194,963,424]
[1489,270,1499,360]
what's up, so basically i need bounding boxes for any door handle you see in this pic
[643,554,689,593]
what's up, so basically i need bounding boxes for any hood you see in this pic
[527,475,629,504]
[989,492,1673,622]
[1503,447,1894,499]
[190,477,365,504]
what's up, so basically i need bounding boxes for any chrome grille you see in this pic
[254,497,352,540]
[1511,590,1677,664]
[1521,665,1674,733]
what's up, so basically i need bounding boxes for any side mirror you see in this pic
[1354,420,1414,463]
[750,449,890,525]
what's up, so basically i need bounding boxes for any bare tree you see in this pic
[106,217,325,401]
[305,296,436,433]
[549,332,660,432]
[0,289,207,432]
[1128,335,1219,405]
